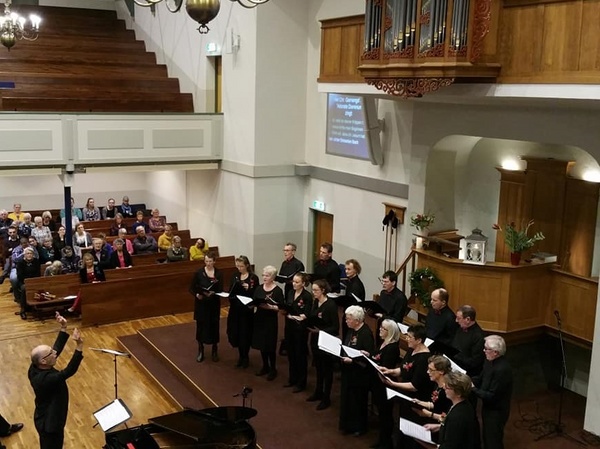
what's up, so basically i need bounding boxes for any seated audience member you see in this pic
[41,211,57,232]
[426,288,458,349]
[31,216,52,245]
[1,226,20,283]
[339,305,375,438]
[158,225,174,251]
[110,238,133,269]
[44,260,64,277]
[82,197,101,221]
[424,372,481,449]
[131,210,150,234]
[28,237,40,256]
[97,233,113,257]
[61,214,80,230]
[60,197,83,222]
[91,238,111,270]
[452,305,485,376]
[60,246,81,274]
[16,248,41,320]
[133,226,158,254]
[109,213,128,236]
[101,198,118,220]
[73,223,93,249]
[9,238,38,301]
[119,195,134,218]
[114,228,134,254]
[18,213,34,239]
[8,203,25,224]
[370,319,401,449]
[149,208,166,233]
[166,236,188,262]
[0,209,14,235]
[189,238,209,261]
[68,253,106,313]
[53,226,68,254]
[39,238,59,264]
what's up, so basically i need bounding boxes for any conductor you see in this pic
[28,312,84,449]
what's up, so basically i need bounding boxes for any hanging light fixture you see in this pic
[0,0,41,50]
[133,0,270,34]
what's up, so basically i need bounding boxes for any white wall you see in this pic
[0,172,148,212]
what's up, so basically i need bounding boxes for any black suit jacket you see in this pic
[439,400,481,449]
[28,331,84,433]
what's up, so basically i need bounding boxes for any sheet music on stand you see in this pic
[93,399,133,432]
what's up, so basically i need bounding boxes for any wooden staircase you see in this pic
[0,6,194,113]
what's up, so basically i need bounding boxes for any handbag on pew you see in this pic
[34,290,57,302]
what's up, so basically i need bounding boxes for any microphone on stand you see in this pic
[90,348,131,358]
[554,310,561,327]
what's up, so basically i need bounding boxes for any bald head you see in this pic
[31,344,57,368]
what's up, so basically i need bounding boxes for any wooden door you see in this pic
[313,211,334,262]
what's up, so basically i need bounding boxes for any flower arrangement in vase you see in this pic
[493,219,545,265]
[410,213,435,232]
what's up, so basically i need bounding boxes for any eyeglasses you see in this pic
[483,347,495,352]
[427,366,438,372]
[41,349,56,360]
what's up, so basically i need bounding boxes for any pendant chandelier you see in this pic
[133,0,271,34]
[0,0,41,50]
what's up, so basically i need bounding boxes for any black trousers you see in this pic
[0,413,10,436]
[286,327,308,387]
[312,349,334,400]
[482,408,509,449]
[39,429,64,449]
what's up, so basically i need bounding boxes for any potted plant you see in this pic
[493,220,545,265]
[410,213,435,249]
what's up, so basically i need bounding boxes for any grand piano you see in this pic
[103,407,257,449]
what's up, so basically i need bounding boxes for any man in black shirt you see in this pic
[472,335,513,449]
[312,242,340,293]
[279,242,305,297]
[375,270,408,345]
[426,288,458,348]
[452,305,485,376]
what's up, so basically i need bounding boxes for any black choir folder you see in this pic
[93,399,133,432]
[275,272,297,283]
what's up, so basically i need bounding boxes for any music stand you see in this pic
[90,347,131,399]
[93,399,133,432]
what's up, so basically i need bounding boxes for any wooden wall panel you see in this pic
[540,2,583,72]
[495,169,527,263]
[579,1,600,71]
[499,0,600,83]
[547,270,598,342]
[319,16,364,83]
[560,178,600,276]
[415,250,596,343]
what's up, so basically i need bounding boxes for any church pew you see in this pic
[105,229,191,245]
[81,262,239,326]
[104,256,234,281]
[24,273,80,319]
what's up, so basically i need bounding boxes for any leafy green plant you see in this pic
[410,213,435,231]
[409,267,444,308]
[493,220,545,252]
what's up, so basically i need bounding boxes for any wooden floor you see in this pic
[0,282,191,448]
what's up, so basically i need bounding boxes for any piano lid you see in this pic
[148,408,256,442]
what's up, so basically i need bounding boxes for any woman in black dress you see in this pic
[283,272,313,392]
[424,372,481,449]
[339,305,374,436]
[370,319,401,449]
[412,355,452,424]
[227,255,259,369]
[306,279,339,411]
[189,252,223,363]
[252,265,284,381]
[341,259,365,341]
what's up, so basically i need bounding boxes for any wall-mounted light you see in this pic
[500,159,522,171]
[581,169,600,183]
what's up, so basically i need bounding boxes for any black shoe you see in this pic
[0,275,5,285]
[240,358,249,369]
[196,351,204,363]
[6,423,23,436]
[292,386,305,393]
[211,345,219,362]
[266,369,277,381]
[316,399,330,410]
[20,311,27,320]
[9,287,13,293]
[306,393,322,402]
[255,367,269,376]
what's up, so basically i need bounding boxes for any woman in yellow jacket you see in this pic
[190,238,210,261]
